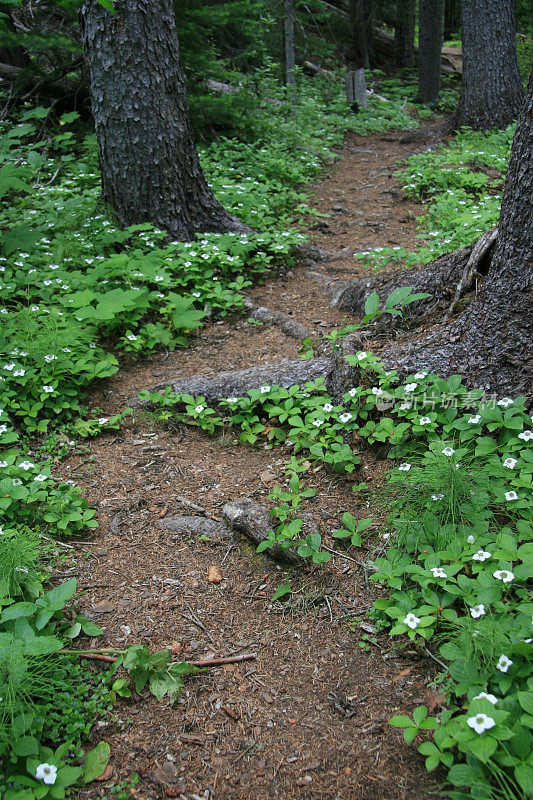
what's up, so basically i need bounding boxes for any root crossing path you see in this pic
[68,130,446,800]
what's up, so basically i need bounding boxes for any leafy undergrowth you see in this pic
[356,124,515,271]
[144,350,533,799]
[0,78,426,795]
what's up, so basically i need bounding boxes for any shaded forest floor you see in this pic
[64,127,453,800]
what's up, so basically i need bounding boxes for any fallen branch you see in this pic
[179,653,257,668]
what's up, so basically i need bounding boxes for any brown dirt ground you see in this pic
[57,128,453,800]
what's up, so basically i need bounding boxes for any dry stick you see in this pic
[424,646,448,672]
[173,653,257,668]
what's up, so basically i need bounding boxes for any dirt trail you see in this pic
[67,131,446,800]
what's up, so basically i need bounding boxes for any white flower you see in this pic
[497,397,513,407]
[504,491,518,501]
[126,334,137,341]
[356,351,368,360]
[473,692,498,705]
[226,397,238,403]
[503,457,517,469]
[431,493,444,501]
[194,405,205,414]
[339,412,352,423]
[312,419,323,427]
[470,604,485,619]
[0,460,7,468]
[372,387,383,396]
[98,418,109,425]
[518,430,533,442]
[0,425,7,434]
[18,461,34,470]
[154,275,164,282]
[467,535,476,544]
[13,369,25,377]
[442,447,455,456]
[399,402,412,411]
[467,713,495,734]
[34,474,48,482]
[493,570,514,583]
[414,371,427,379]
[259,385,270,394]
[472,550,491,562]
[35,763,58,785]
[403,613,420,630]
[404,383,417,392]
[431,567,447,579]
[192,291,201,298]
[419,416,432,425]
[44,354,57,363]
[496,654,513,673]
[14,565,28,572]
[323,403,333,412]
[13,478,22,485]
[348,387,357,397]
[398,463,411,471]
[43,385,54,393]
[468,415,481,424]
[3,363,15,371]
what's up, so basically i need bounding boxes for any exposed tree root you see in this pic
[446,226,498,318]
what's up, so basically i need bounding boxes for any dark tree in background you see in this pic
[80,0,250,241]
[443,0,461,40]
[394,0,415,69]
[349,0,374,69]
[418,0,444,104]
[454,0,524,130]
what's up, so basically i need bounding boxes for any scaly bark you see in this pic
[454,0,524,130]
[80,0,250,241]
[418,0,444,104]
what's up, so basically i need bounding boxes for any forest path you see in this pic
[67,129,446,800]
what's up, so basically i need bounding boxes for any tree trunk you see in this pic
[418,0,444,104]
[80,0,250,241]
[394,0,415,69]
[454,0,524,130]
[349,0,374,69]
[283,0,296,86]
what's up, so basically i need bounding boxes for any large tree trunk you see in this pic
[283,0,296,87]
[80,0,250,241]
[394,0,415,69]
[418,0,444,104]
[340,71,533,397]
[349,0,374,69]
[454,0,524,130]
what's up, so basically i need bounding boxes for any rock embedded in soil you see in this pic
[222,497,305,566]
[159,515,228,540]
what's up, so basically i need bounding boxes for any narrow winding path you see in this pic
[66,130,447,800]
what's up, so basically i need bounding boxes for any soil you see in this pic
[59,126,454,800]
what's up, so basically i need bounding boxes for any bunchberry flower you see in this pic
[339,412,352,423]
[468,415,481,424]
[404,383,417,392]
[467,535,476,544]
[518,430,532,442]
[312,419,323,427]
[497,397,513,407]
[442,447,455,456]
[493,570,514,583]
[470,604,485,618]
[43,386,54,393]
[323,403,333,412]
[473,692,498,704]
[356,351,367,360]
[398,463,411,471]
[35,763,57,785]
[259,385,270,394]
[430,567,447,579]
[472,550,491,562]
[431,493,444,500]
[419,416,432,425]
[502,457,517,469]
[194,405,205,414]
[403,613,420,630]
[504,491,518,501]
[496,654,513,673]
[467,714,495,734]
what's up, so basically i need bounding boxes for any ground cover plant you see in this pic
[143,351,532,798]
[355,124,515,272]
[0,44,531,799]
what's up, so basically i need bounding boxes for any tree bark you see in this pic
[454,0,524,130]
[349,0,374,69]
[80,0,250,241]
[283,0,296,86]
[394,0,415,69]
[418,0,444,104]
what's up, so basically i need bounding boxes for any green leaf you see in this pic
[515,763,533,795]
[364,290,379,315]
[272,583,292,601]
[517,691,533,715]
[83,742,111,783]
[12,736,39,756]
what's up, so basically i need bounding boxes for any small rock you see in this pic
[120,625,131,637]
[208,565,223,583]
[297,775,313,786]
[92,600,115,614]
[260,470,276,484]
